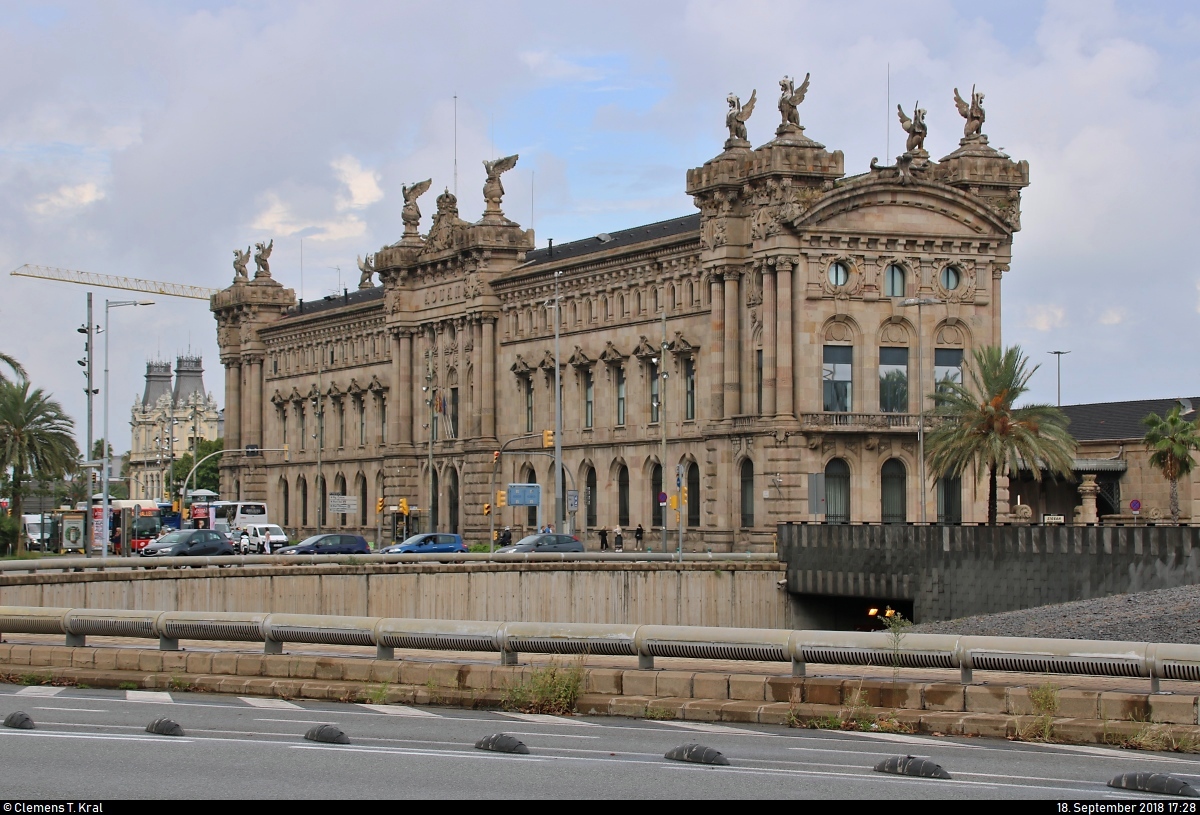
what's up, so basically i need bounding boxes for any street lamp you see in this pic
[101,299,154,557]
[1048,350,1070,407]
[899,296,943,525]
[544,270,564,533]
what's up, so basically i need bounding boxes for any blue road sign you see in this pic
[507,483,541,507]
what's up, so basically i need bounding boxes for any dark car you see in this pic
[494,533,583,553]
[139,529,237,557]
[380,533,468,554]
[275,534,371,555]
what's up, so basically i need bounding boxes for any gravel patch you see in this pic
[911,584,1200,644]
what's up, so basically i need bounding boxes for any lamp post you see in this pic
[1048,350,1070,407]
[899,296,943,525]
[101,299,154,557]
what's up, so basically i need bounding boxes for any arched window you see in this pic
[586,467,597,527]
[885,263,906,298]
[281,479,290,528]
[317,476,326,528]
[335,474,347,526]
[881,459,906,524]
[825,459,850,524]
[651,463,663,527]
[617,465,630,527]
[447,467,460,534]
[525,468,538,528]
[431,468,440,530]
[297,477,308,527]
[668,284,676,310]
[358,476,367,527]
[635,290,642,314]
[685,280,694,306]
[687,463,700,528]
[617,294,624,317]
[740,459,755,528]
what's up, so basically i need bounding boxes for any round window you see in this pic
[828,261,850,287]
[940,265,961,291]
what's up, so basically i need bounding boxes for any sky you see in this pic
[1,0,1198,455]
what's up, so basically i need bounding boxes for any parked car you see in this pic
[275,534,371,555]
[241,524,289,554]
[380,533,468,554]
[494,533,583,553]
[139,529,237,558]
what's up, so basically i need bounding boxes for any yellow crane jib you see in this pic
[11,264,220,301]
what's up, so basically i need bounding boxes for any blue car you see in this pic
[381,533,468,554]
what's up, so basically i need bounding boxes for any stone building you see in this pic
[212,84,1030,547]
[127,356,222,502]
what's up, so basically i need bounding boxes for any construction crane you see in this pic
[10,264,219,301]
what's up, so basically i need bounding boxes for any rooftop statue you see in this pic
[401,179,433,237]
[953,86,986,140]
[232,246,251,282]
[777,74,810,131]
[482,154,519,220]
[897,102,928,155]
[725,90,756,146]
[253,239,273,278]
[356,254,374,289]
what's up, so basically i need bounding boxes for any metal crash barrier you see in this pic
[2,604,1199,692]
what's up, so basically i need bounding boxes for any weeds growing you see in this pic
[501,658,585,715]
[1016,682,1060,742]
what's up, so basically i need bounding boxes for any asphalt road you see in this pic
[1,683,1197,799]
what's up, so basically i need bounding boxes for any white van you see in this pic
[242,524,288,554]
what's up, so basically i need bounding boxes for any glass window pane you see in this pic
[935,348,963,390]
[881,459,906,523]
[940,266,960,291]
[822,345,853,412]
[828,262,849,287]
[879,347,909,413]
[885,264,905,298]
[825,459,850,524]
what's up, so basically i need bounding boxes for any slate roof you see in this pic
[520,213,700,268]
[1060,397,1200,442]
[286,285,385,317]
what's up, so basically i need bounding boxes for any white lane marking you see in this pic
[253,718,337,725]
[495,731,601,740]
[654,720,761,735]
[238,697,303,709]
[33,707,108,713]
[358,704,442,718]
[15,686,63,697]
[1022,742,1200,763]
[815,730,983,748]
[288,743,546,762]
[126,690,173,703]
[0,729,188,744]
[495,712,600,726]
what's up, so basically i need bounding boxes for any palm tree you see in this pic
[924,345,1076,524]
[1142,406,1200,524]
[0,380,79,554]
[0,352,26,385]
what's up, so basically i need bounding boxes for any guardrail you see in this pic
[2,605,1196,692]
[0,552,780,574]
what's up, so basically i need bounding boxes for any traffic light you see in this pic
[492,450,500,464]
[542,429,554,448]
[483,503,491,516]
[399,497,410,516]
[669,495,678,510]
[495,489,507,508]
[682,486,688,504]
[376,497,385,514]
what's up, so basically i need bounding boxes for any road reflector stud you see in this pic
[305,723,350,744]
[146,717,184,736]
[4,711,34,729]
[475,733,529,754]
[874,755,951,779]
[1108,772,1199,797]
[664,743,729,765]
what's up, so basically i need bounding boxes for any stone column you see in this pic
[224,359,241,451]
[776,257,794,418]
[472,318,483,438]
[709,274,725,419]
[723,270,741,416]
[762,263,777,417]
[482,317,496,438]
[246,355,263,449]
[395,330,412,445]
[1078,474,1099,524]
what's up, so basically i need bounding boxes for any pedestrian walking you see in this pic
[598,528,609,551]
[635,524,644,550]
[613,525,623,552]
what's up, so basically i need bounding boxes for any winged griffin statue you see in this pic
[232,246,251,282]
[253,239,273,278]
[896,102,928,155]
[482,154,519,219]
[725,90,756,145]
[953,86,986,140]
[401,179,433,237]
[777,74,810,132]
[356,254,374,289]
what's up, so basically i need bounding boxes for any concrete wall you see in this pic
[0,562,792,629]
[779,523,1200,624]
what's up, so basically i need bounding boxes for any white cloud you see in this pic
[27,182,105,216]
[250,192,366,243]
[331,156,382,212]
[519,51,604,83]
[1025,304,1066,332]
[1099,308,1124,326]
